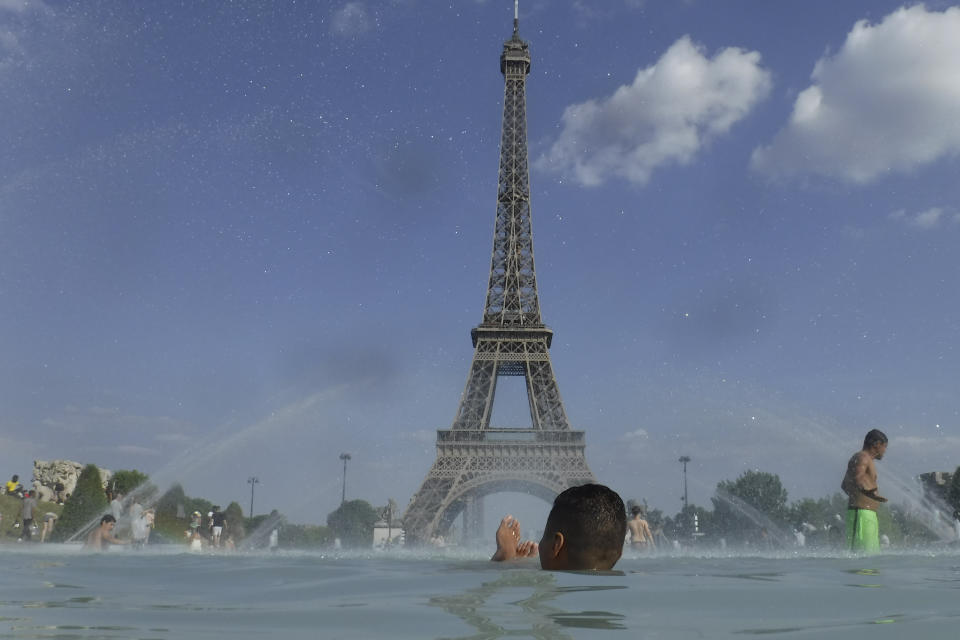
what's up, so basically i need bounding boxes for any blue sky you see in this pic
[2,0,959,528]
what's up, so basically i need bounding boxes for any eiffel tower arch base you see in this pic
[403,15,599,546]
[403,429,596,545]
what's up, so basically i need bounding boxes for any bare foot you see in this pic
[491,515,538,561]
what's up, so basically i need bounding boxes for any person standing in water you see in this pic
[627,505,655,551]
[85,515,130,550]
[210,506,226,548]
[841,429,888,553]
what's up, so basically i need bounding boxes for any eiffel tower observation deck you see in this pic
[402,4,597,545]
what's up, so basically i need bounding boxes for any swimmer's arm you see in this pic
[859,487,887,502]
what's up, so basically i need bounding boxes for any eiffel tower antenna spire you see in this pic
[514,0,519,36]
[401,10,597,546]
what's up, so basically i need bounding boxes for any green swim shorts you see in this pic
[846,508,880,553]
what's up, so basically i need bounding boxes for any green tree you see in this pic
[110,469,151,497]
[282,524,334,548]
[712,470,789,541]
[787,493,847,548]
[645,507,665,534]
[53,464,108,541]
[327,499,379,547]
[788,494,846,529]
[884,504,947,546]
[668,503,712,539]
[185,497,213,520]
[156,483,187,518]
[224,501,246,542]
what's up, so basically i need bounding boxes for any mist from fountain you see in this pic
[60,389,346,545]
[712,488,795,548]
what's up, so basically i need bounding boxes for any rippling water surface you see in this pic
[1,545,959,639]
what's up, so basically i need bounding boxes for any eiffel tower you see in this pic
[402,5,597,545]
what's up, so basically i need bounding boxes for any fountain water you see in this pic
[712,488,795,549]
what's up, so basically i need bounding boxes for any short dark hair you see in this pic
[863,429,888,448]
[545,483,626,570]
[101,514,117,525]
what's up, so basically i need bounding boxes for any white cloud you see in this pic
[154,432,194,445]
[0,0,31,12]
[113,444,161,456]
[0,0,48,15]
[0,29,21,54]
[912,207,943,229]
[894,434,960,455]
[536,36,771,187]
[621,428,649,441]
[752,5,960,184]
[330,2,372,37]
[890,206,958,230]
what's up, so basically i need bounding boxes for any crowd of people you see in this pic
[2,473,243,552]
[2,479,162,548]
[184,506,234,551]
[3,429,898,562]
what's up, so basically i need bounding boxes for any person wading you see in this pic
[840,429,888,553]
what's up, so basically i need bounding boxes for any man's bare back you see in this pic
[627,509,654,549]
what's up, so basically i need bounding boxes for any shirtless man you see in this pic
[840,429,888,553]
[491,483,627,571]
[85,514,130,551]
[627,505,655,550]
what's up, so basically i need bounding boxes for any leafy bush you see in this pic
[282,523,334,548]
[156,483,187,518]
[711,470,789,542]
[52,464,108,542]
[110,469,151,497]
[327,499,379,547]
[224,501,246,541]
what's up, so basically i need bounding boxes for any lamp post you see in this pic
[679,456,691,511]
[339,453,351,505]
[247,476,259,517]
[386,501,392,548]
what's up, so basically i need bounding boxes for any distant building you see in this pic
[372,520,404,548]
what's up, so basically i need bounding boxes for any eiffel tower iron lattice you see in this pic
[402,11,597,545]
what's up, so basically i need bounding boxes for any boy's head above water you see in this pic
[492,483,627,571]
[540,483,627,570]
